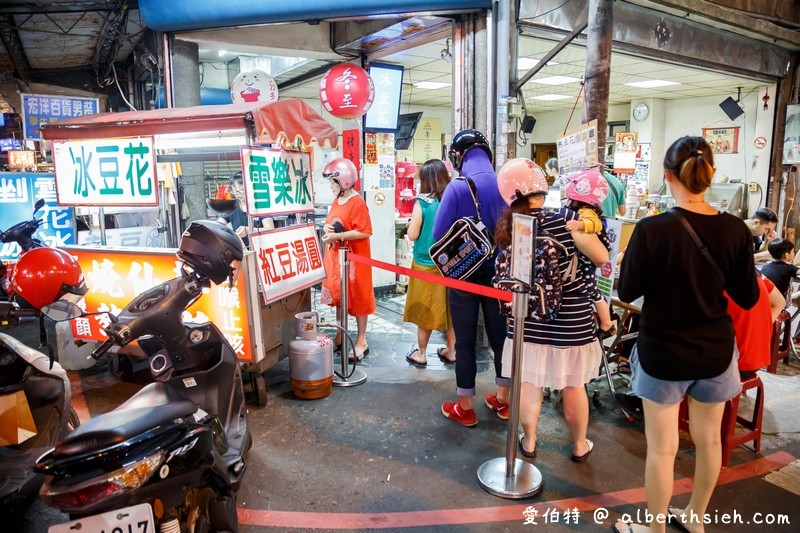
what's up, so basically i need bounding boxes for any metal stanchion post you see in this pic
[477,284,542,498]
[333,247,367,387]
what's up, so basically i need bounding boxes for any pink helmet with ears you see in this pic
[497,158,549,206]
[565,169,609,208]
[322,158,359,193]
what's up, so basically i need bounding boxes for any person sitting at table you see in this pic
[746,207,778,262]
[725,274,784,380]
[760,238,800,299]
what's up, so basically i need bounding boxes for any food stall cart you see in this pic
[40,100,339,404]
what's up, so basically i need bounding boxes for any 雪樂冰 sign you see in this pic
[240,146,313,216]
[21,93,100,140]
[250,223,326,305]
[0,173,75,261]
[52,137,158,206]
[63,246,254,362]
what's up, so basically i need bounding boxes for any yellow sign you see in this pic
[8,150,36,169]
[63,246,253,362]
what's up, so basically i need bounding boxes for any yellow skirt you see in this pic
[403,261,452,331]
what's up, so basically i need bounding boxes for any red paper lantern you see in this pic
[319,64,375,120]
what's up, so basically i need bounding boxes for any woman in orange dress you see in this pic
[320,158,375,360]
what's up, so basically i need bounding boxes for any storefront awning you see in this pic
[40,99,339,149]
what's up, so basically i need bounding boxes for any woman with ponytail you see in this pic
[614,136,759,533]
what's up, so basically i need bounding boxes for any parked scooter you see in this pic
[1,198,47,301]
[36,220,249,532]
[0,247,86,524]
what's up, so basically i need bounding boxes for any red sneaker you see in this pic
[485,394,509,420]
[441,401,478,427]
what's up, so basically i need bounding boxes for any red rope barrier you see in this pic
[345,252,512,302]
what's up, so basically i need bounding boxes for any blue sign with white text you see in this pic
[364,63,404,132]
[0,172,75,261]
[20,94,100,140]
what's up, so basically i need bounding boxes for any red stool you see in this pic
[677,373,764,467]
[767,310,792,374]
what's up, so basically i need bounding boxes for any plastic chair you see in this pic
[767,309,792,373]
[678,373,764,467]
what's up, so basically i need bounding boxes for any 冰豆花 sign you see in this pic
[52,137,158,206]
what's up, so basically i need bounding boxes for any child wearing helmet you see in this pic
[563,169,613,334]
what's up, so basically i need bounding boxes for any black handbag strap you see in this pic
[460,177,483,222]
[668,208,725,285]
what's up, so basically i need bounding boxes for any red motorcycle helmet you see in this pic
[10,248,87,310]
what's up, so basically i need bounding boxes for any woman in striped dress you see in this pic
[494,158,609,461]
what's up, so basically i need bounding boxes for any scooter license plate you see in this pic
[49,503,155,533]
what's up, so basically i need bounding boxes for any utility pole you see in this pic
[584,0,614,163]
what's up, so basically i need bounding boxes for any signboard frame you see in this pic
[20,93,100,140]
[364,62,405,133]
[239,146,314,217]
[52,136,159,207]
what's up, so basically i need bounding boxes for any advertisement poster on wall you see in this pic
[702,127,739,154]
[783,104,800,164]
[63,246,253,362]
[0,172,75,261]
[614,132,639,174]
[250,223,326,305]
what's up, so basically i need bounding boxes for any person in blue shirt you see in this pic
[433,130,509,427]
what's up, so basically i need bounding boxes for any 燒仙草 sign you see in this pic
[53,137,158,206]
[240,146,314,216]
[63,246,253,362]
[250,223,326,305]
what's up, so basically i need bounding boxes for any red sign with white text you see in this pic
[250,223,326,305]
[63,246,253,362]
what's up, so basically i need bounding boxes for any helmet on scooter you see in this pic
[10,248,87,310]
[497,158,549,206]
[322,158,359,195]
[177,220,244,286]
[448,129,492,171]
[564,169,609,208]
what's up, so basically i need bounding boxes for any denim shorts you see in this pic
[630,346,741,405]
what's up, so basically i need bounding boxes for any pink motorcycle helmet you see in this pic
[497,158,549,206]
[564,169,609,208]
[322,158,359,195]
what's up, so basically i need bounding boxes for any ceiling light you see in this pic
[531,75,581,86]
[517,57,559,70]
[624,79,680,88]
[532,94,571,101]
[414,81,451,90]
[218,50,227,57]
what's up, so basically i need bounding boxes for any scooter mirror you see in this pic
[33,198,46,215]
[40,300,83,321]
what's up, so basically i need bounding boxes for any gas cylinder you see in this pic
[288,312,334,399]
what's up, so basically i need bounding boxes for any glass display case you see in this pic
[658,182,747,219]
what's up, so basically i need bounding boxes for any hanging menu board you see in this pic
[556,119,598,176]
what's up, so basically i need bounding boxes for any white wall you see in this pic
[528,104,632,145]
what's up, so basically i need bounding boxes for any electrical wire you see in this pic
[563,80,585,136]
[111,63,137,111]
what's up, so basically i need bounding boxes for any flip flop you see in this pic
[405,348,427,367]
[571,439,594,462]
[518,435,536,458]
[667,506,692,533]
[612,519,649,533]
[437,347,456,364]
[348,346,369,362]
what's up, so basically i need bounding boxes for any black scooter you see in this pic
[36,264,250,532]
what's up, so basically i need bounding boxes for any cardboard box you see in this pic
[0,390,37,446]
